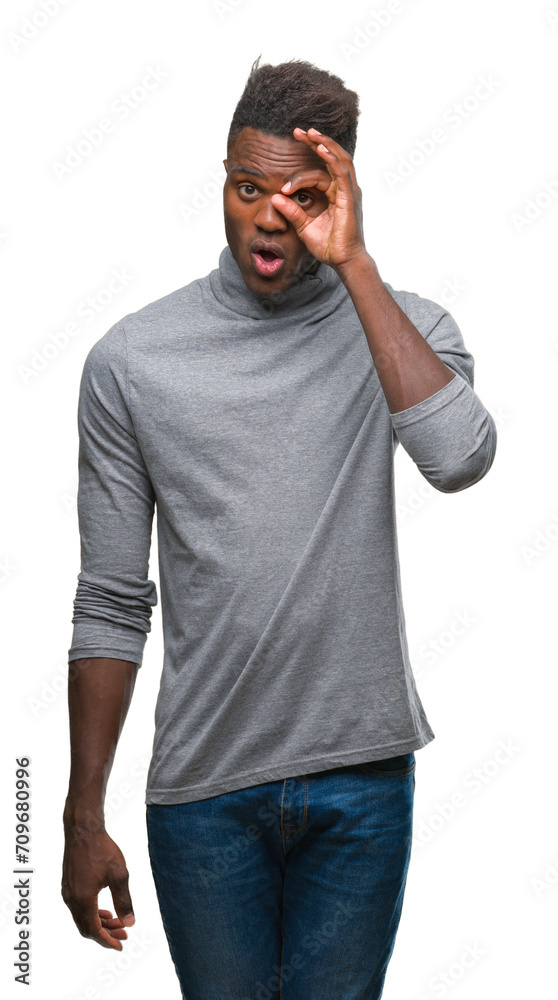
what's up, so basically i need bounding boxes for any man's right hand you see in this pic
[61,819,135,950]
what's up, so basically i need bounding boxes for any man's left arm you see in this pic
[335,252,457,413]
[271,126,497,493]
[337,259,497,492]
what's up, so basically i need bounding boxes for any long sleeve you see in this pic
[68,321,158,666]
[389,294,497,493]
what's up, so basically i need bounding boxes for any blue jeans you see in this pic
[146,753,416,1000]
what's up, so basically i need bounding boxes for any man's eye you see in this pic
[237,184,312,205]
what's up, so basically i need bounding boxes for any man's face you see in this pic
[222,127,331,298]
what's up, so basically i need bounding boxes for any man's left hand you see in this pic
[270,127,367,270]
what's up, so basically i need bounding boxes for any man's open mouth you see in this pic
[251,244,286,277]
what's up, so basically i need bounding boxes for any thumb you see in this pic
[108,866,135,927]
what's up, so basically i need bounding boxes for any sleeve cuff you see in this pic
[68,620,148,667]
[390,373,466,427]
[68,645,144,666]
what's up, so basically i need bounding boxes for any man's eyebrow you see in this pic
[228,164,327,188]
[228,166,266,178]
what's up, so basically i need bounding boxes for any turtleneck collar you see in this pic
[209,244,345,321]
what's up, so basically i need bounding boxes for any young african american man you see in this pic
[62,56,497,1000]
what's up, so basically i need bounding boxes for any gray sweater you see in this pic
[68,244,497,804]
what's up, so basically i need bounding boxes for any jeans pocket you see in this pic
[355,752,415,777]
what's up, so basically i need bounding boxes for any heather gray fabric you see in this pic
[68,245,497,804]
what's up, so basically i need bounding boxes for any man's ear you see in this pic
[223,159,227,171]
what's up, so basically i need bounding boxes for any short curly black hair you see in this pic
[227,55,360,159]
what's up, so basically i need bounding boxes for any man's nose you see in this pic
[253,197,288,230]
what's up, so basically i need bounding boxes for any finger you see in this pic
[99,911,129,935]
[99,908,124,925]
[72,898,125,950]
[280,169,333,196]
[313,147,360,212]
[303,130,360,197]
[304,127,353,164]
[291,126,319,147]
[102,924,128,940]
[92,925,125,950]
[288,128,360,206]
[291,126,347,157]
[287,149,355,205]
[108,869,135,928]
[292,127,353,170]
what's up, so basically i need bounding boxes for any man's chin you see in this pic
[244,261,293,298]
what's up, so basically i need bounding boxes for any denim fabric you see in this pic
[146,753,416,1000]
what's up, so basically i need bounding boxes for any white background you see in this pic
[1,0,557,997]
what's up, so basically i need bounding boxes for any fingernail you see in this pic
[281,181,291,191]
[122,914,135,926]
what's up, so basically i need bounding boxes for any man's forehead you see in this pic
[228,128,327,178]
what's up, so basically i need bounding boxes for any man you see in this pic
[62,56,497,999]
